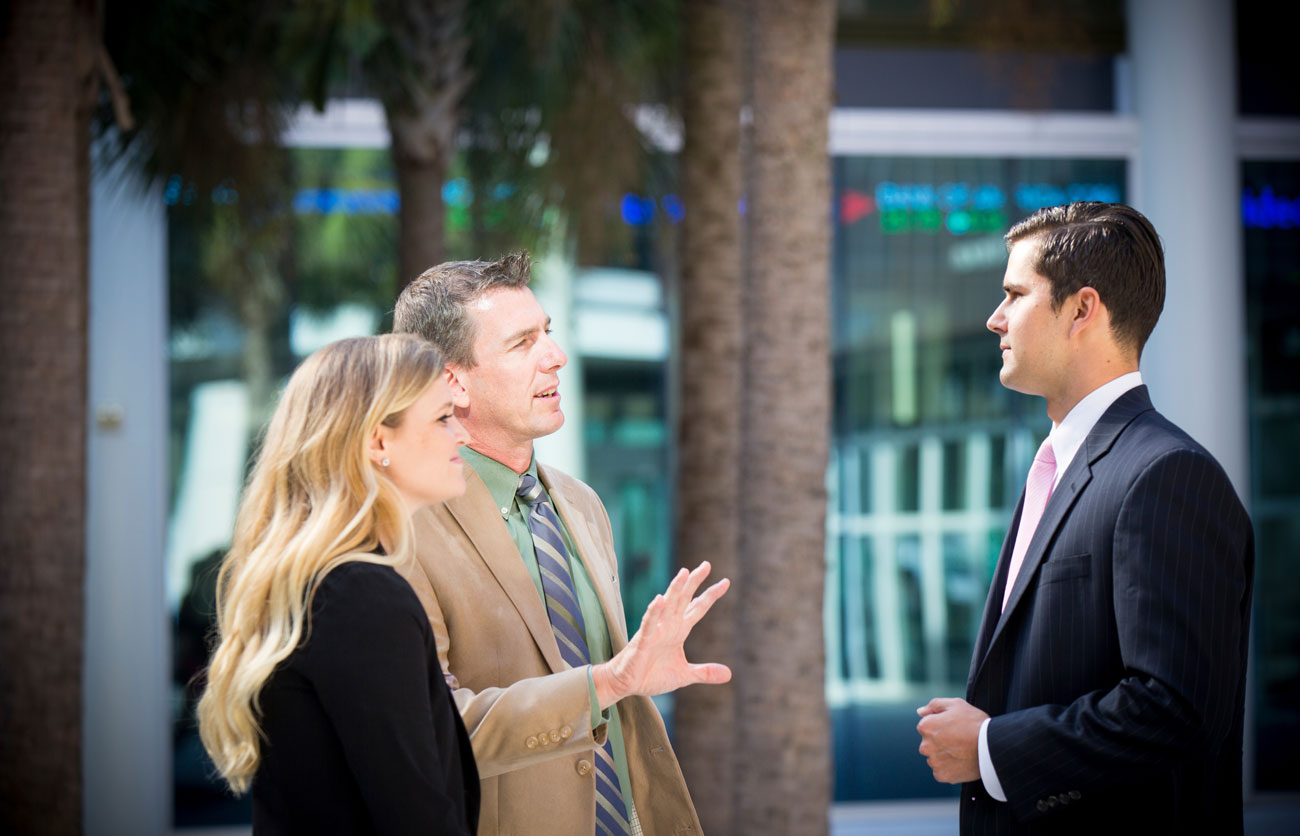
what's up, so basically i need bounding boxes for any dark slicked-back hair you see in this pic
[1006,201,1166,356]
[393,251,533,368]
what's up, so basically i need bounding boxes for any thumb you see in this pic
[688,662,732,685]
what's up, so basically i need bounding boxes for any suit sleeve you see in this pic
[987,447,1252,822]
[397,553,603,780]
[302,567,474,836]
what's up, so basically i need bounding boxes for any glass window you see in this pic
[581,359,671,630]
[827,154,1126,800]
[1243,159,1300,793]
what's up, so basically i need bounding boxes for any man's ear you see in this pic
[444,365,471,409]
[1068,286,1104,339]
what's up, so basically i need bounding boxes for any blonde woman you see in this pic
[198,334,478,835]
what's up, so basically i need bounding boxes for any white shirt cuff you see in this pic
[978,717,1008,802]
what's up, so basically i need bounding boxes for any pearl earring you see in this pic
[381,458,390,467]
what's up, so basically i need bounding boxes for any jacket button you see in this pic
[550,729,562,743]
[561,725,573,739]
[1037,800,1049,812]
[577,760,593,776]
[526,736,538,749]
[1069,790,1081,800]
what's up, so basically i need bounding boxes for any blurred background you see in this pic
[3,0,1298,834]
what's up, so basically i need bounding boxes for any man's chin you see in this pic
[532,409,565,439]
[999,368,1031,394]
[999,372,1044,398]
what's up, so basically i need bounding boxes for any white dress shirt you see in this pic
[978,371,1144,802]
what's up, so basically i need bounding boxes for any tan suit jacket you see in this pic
[398,462,704,836]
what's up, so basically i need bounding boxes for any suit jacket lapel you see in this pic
[445,468,567,673]
[968,496,1021,689]
[539,464,630,649]
[971,386,1155,686]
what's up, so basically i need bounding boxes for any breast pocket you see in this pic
[1038,553,1091,585]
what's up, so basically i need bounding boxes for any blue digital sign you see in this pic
[164,172,1294,235]
[293,188,398,215]
[838,180,1126,235]
[1242,186,1300,229]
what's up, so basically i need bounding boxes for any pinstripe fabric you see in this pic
[516,474,631,836]
[962,387,1254,836]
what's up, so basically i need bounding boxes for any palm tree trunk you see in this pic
[734,0,835,832]
[373,0,471,287]
[671,2,745,833]
[0,1,98,832]
[390,138,448,288]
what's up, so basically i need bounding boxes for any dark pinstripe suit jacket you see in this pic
[962,386,1254,835]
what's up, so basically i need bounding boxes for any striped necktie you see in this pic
[516,474,632,836]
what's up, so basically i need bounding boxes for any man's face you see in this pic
[987,238,1072,397]
[450,287,567,450]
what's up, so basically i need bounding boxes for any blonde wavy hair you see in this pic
[197,333,444,793]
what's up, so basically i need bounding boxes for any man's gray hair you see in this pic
[393,251,533,368]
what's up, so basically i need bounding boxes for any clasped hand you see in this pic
[592,561,731,709]
[916,697,988,784]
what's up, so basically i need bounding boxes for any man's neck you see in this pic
[1045,359,1140,426]
[465,438,534,475]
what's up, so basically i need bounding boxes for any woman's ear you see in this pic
[367,424,390,467]
[444,365,471,409]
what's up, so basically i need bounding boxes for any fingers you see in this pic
[640,564,729,641]
[637,593,666,632]
[917,697,956,717]
[669,561,711,595]
[657,562,719,619]
[685,560,712,588]
[647,568,685,620]
[669,565,693,594]
[683,578,730,624]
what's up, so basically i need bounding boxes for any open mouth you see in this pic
[535,388,558,399]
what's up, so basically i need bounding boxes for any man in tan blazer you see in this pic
[393,252,730,836]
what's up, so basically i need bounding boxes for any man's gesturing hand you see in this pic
[592,561,731,709]
[916,697,988,784]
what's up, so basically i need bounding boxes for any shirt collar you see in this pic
[1049,371,1143,486]
[460,446,539,518]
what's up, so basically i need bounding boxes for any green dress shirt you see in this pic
[461,447,637,823]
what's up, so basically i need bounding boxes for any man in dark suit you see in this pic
[916,202,1254,835]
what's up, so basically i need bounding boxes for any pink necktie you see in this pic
[1002,437,1057,611]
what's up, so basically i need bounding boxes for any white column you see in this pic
[531,250,585,480]
[1126,0,1248,496]
[85,150,170,836]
